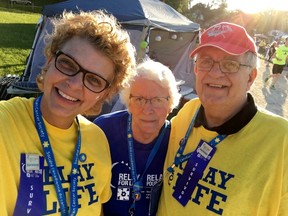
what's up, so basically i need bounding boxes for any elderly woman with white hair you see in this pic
[93,59,181,216]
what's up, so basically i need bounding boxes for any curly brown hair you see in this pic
[37,10,136,115]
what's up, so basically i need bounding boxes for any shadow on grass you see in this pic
[0,23,36,49]
[0,4,42,13]
[0,63,26,69]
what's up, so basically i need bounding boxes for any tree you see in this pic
[161,0,288,38]
[162,0,190,14]
[189,0,228,28]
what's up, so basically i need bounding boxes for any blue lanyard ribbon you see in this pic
[33,96,81,216]
[127,113,168,214]
[167,107,227,173]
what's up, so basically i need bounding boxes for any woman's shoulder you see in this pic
[0,96,34,117]
[94,110,128,124]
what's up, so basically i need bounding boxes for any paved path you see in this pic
[250,58,288,119]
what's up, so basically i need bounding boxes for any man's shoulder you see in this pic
[255,107,288,131]
[278,44,288,51]
[171,98,200,123]
[0,96,34,119]
[181,97,201,112]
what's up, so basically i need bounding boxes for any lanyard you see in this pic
[33,96,81,216]
[167,107,227,173]
[127,113,168,214]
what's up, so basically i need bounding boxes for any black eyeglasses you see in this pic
[195,58,251,73]
[129,95,169,108]
[55,50,111,93]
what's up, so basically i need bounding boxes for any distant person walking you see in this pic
[265,41,278,66]
[258,39,266,56]
[265,37,288,89]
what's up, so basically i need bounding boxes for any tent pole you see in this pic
[137,26,149,63]
[22,15,44,81]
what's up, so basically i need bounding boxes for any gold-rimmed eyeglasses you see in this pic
[195,58,252,73]
[129,95,169,108]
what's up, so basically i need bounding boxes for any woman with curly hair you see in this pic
[0,10,136,216]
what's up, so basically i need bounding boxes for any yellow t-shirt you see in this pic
[273,44,288,65]
[0,97,112,216]
[157,98,288,216]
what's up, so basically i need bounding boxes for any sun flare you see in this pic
[227,0,288,14]
[191,0,288,14]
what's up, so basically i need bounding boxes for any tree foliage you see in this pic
[162,0,190,14]
[163,0,288,39]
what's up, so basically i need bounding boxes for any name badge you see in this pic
[25,154,40,171]
[172,140,216,206]
[13,154,44,216]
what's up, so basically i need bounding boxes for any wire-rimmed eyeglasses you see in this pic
[129,95,169,108]
[195,58,252,73]
[55,50,111,93]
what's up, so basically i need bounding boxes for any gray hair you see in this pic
[120,59,181,111]
[243,51,258,70]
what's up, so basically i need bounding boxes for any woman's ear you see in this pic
[96,90,110,102]
[47,57,53,64]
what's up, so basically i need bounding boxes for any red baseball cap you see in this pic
[190,22,257,57]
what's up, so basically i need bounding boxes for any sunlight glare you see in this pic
[227,0,288,14]
[190,0,288,14]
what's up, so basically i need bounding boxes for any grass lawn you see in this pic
[0,7,40,77]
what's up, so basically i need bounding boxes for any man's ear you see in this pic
[247,68,257,91]
[194,62,199,75]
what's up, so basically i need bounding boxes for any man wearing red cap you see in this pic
[157,22,288,216]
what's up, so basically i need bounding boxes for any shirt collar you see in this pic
[194,93,257,134]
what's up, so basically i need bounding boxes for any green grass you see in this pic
[0,7,40,77]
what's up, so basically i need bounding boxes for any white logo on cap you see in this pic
[206,24,233,38]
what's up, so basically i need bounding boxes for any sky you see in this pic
[190,0,288,14]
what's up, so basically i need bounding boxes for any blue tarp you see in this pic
[6,0,199,99]
[42,0,199,32]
